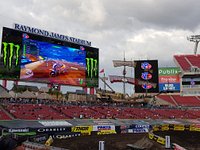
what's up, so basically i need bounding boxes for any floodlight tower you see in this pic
[187,35,200,55]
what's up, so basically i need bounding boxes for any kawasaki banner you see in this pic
[159,67,180,92]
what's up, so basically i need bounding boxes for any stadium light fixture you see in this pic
[187,35,200,55]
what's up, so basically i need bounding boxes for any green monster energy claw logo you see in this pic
[86,58,98,78]
[2,42,20,69]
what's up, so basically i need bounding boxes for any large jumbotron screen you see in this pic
[0,27,99,87]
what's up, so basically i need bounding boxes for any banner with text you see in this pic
[159,67,180,92]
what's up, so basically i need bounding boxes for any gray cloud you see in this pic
[102,0,200,30]
[0,0,199,94]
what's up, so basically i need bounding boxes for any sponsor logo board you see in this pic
[93,125,115,131]
[52,133,81,139]
[8,128,29,133]
[159,67,180,76]
[37,127,68,133]
[159,83,180,91]
[159,76,180,83]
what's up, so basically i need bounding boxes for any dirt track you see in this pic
[21,60,86,86]
[52,131,200,150]
[53,133,165,150]
[155,131,200,150]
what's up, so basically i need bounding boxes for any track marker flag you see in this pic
[100,69,104,73]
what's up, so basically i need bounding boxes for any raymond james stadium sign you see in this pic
[14,23,91,46]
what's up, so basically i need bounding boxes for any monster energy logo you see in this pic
[2,42,20,69]
[86,58,98,78]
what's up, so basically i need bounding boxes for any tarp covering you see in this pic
[0,91,12,98]
[37,93,52,99]
[16,90,36,99]
[113,60,135,67]
[109,75,135,84]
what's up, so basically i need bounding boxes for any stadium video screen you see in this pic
[181,74,200,96]
[134,60,159,93]
[182,74,200,86]
[0,27,99,87]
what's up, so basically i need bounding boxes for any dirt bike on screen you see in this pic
[49,62,67,77]
[49,69,58,77]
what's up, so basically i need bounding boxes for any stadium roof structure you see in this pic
[11,85,39,93]
[0,85,9,93]
[0,91,12,98]
[0,85,11,98]
[39,87,50,93]
[37,93,52,99]
[16,90,37,99]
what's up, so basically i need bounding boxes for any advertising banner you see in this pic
[36,127,71,134]
[159,76,180,83]
[8,128,29,133]
[128,128,148,133]
[159,67,180,92]
[159,83,180,91]
[97,130,116,135]
[29,134,49,143]
[72,126,92,135]
[173,124,185,131]
[159,67,180,76]
[129,124,150,129]
[128,124,150,133]
[93,125,115,131]
[51,132,81,139]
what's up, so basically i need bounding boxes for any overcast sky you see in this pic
[0,0,199,95]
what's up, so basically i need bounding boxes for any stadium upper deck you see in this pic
[174,54,200,72]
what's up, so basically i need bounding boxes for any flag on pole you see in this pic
[100,69,104,73]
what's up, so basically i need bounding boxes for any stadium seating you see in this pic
[186,109,200,118]
[174,54,200,71]
[52,105,99,119]
[156,95,177,106]
[171,95,200,107]
[185,55,200,68]
[2,103,200,120]
[5,104,66,120]
[0,108,12,120]
[174,55,191,71]
[157,94,200,107]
